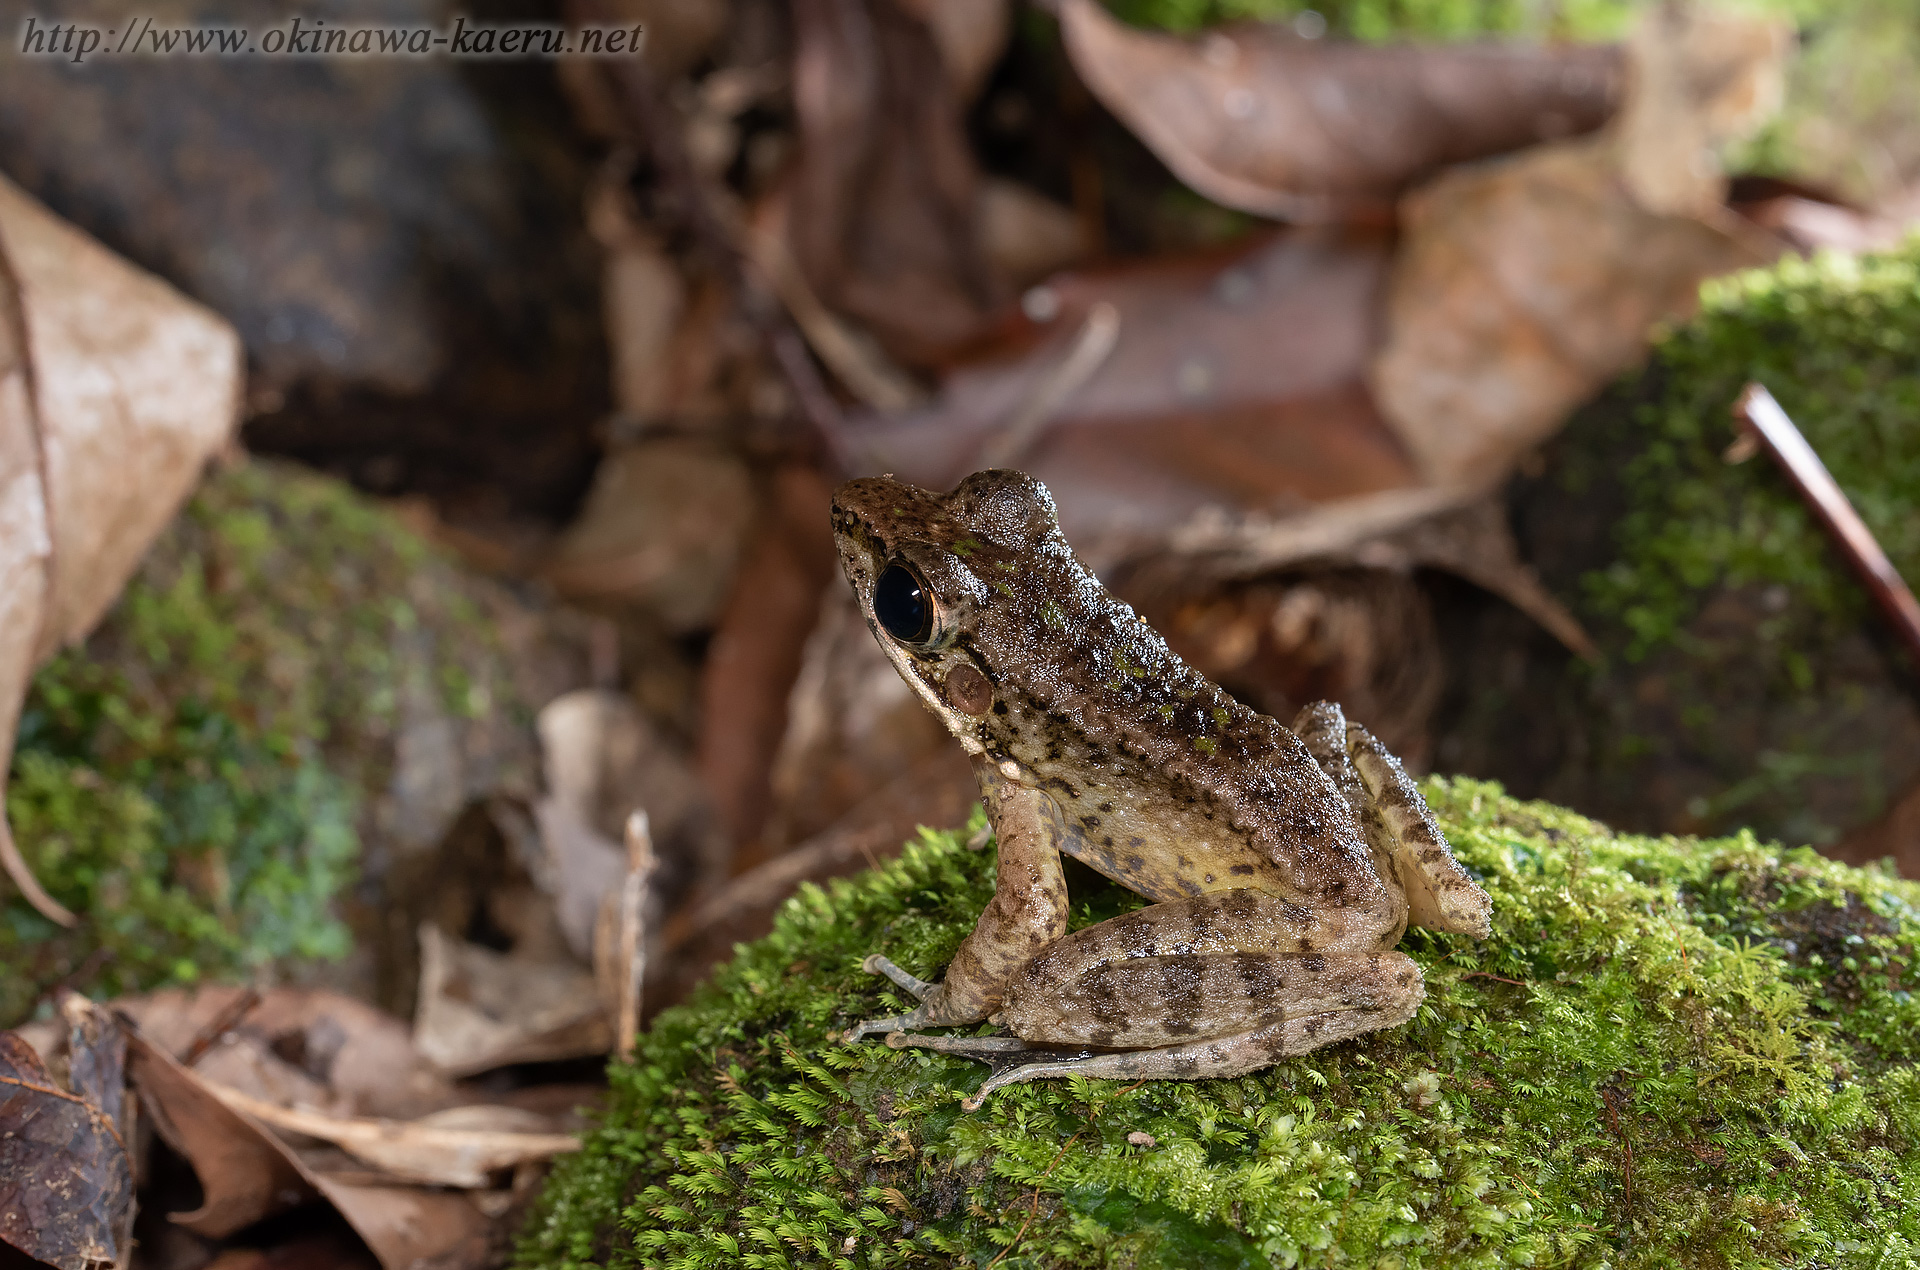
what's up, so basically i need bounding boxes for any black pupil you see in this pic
[874,562,933,644]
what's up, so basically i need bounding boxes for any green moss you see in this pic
[4,460,517,1023]
[520,779,1920,1268]
[1587,245,1920,661]
[1094,0,1834,44]
[1496,239,1920,847]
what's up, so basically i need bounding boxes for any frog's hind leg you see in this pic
[953,890,1428,1108]
[1292,702,1491,942]
[957,978,1420,1110]
[1344,722,1492,939]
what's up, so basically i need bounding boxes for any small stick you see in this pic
[616,811,657,1062]
[976,301,1121,472]
[181,987,262,1067]
[1732,383,1920,669]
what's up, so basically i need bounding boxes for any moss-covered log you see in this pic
[521,779,1920,1268]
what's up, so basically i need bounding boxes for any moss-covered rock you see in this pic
[520,779,1920,1268]
[1441,239,1920,849]
[3,460,537,1024]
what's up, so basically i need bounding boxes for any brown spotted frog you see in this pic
[834,470,1491,1107]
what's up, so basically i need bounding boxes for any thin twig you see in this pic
[975,301,1121,472]
[1461,971,1530,987]
[181,987,262,1067]
[1732,383,1920,670]
[617,811,657,1062]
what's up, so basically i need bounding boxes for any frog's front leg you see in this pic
[844,766,1069,1040]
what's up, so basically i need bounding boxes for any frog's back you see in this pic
[969,535,1381,908]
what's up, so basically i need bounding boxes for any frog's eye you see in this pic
[873,559,936,646]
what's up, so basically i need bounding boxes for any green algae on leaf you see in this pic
[521,779,1920,1268]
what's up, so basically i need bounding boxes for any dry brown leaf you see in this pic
[1369,5,1789,488]
[1131,569,1442,765]
[531,689,717,959]
[661,751,979,1006]
[0,1003,133,1270]
[116,985,463,1123]
[1156,485,1592,658]
[0,175,241,925]
[844,229,1417,567]
[1058,0,1622,221]
[762,585,971,852]
[978,178,1094,289]
[412,925,612,1078]
[202,1086,579,1190]
[544,436,756,631]
[125,1029,493,1270]
[695,465,839,859]
[787,0,1001,365]
[901,0,1011,102]
[124,1029,317,1239]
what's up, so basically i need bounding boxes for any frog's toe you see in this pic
[862,954,936,999]
[843,1005,933,1043]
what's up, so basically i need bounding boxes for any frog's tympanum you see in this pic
[833,471,1492,1108]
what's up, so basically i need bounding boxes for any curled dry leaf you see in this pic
[116,985,463,1122]
[534,688,716,959]
[762,585,971,851]
[123,1028,316,1239]
[412,925,612,1078]
[1058,0,1623,221]
[0,174,242,925]
[0,1002,133,1270]
[1369,5,1790,488]
[1157,486,1594,659]
[125,1028,495,1270]
[201,1086,579,1190]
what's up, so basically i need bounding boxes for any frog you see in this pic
[832,469,1492,1108]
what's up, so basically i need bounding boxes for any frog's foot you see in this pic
[883,1030,1090,1066]
[958,997,1412,1110]
[843,955,942,1042]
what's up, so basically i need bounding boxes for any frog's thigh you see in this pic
[1000,943,1422,1048]
[965,960,1422,1109]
